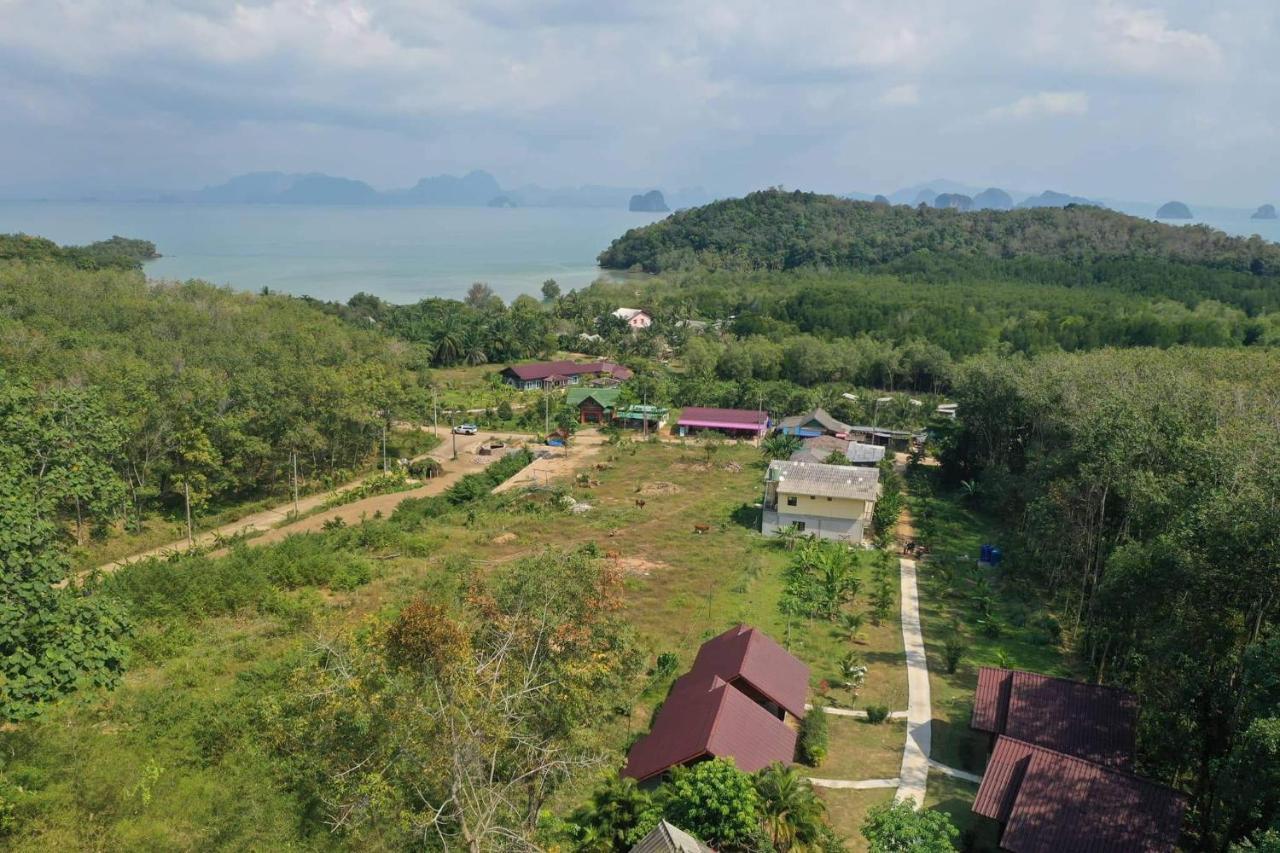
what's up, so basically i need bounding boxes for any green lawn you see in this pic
[925,774,1000,852]
[816,715,906,780]
[817,787,895,852]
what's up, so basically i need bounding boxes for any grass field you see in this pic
[818,787,895,851]
[11,438,934,849]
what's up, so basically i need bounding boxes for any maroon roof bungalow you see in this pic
[973,736,1186,853]
[687,625,809,719]
[971,667,1137,770]
[622,675,797,783]
[676,407,770,437]
[622,625,808,783]
[500,360,632,389]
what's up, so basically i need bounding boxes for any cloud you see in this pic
[986,91,1090,121]
[0,1,1274,203]
[880,84,920,106]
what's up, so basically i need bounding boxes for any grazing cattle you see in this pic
[605,550,620,560]
[635,499,647,510]
[693,524,710,535]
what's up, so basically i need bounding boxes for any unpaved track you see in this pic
[93,430,526,573]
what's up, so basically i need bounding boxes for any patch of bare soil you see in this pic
[637,480,683,496]
[603,553,671,576]
[492,532,517,545]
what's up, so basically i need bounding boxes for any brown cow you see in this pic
[635,499,647,510]
[693,524,710,535]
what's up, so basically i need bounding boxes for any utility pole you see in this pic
[381,422,388,473]
[292,450,299,516]
[450,411,458,460]
[432,387,438,434]
[544,390,550,437]
[183,481,193,548]
[642,389,648,439]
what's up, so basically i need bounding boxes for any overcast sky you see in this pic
[1,0,1277,205]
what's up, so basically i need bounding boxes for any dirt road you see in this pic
[94,429,527,573]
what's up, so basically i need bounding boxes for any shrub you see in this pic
[943,633,967,674]
[798,703,830,766]
[865,704,890,724]
[653,652,680,680]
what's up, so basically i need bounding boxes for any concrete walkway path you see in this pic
[808,777,900,790]
[805,704,909,721]
[895,556,932,806]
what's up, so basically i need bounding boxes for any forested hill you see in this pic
[0,232,159,271]
[598,190,1280,311]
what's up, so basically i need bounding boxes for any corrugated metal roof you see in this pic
[566,387,622,407]
[503,360,630,381]
[845,442,886,464]
[971,668,1137,769]
[629,821,714,853]
[974,737,1186,853]
[777,407,850,435]
[766,460,880,501]
[622,674,797,782]
[689,625,809,719]
[678,407,769,427]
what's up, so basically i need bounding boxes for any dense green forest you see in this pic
[598,190,1280,313]
[937,347,1280,851]
[0,233,160,271]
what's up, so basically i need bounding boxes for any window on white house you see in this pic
[786,496,797,507]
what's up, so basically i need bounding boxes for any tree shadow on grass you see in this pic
[729,502,761,530]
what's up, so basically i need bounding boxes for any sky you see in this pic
[1,0,1277,206]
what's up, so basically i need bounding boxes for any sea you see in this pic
[1,200,1277,305]
[0,202,666,304]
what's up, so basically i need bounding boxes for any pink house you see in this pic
[612,307,653,329]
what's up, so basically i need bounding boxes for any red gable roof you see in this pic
[689,625,809,719]
[503,360,629,381]
[622,675,797,782]
[972,668,1137,769]
[974,737,1186,853]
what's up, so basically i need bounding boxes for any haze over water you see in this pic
[2,200,1276,304]
[0,202,667,303]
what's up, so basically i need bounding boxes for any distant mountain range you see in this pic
[145,170,710,210]
[847,179,1105,210]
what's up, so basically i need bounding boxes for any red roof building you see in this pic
[971,667,1137,769]
[501,360,632,389]
[973,736,1186,853]
[622,625,807,783]
[676,407,770,437]
[687,625,809,719]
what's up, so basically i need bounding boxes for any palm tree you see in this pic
[838,611,866,643]
[761,432,803,461]
[568,776,653,852]
[432,324,464,366]
[774,523,805,552]
[755,762,829,852]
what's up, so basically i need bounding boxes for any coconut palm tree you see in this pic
[761,432,803,461]
[838,611,866,643]
[754,762,829,851]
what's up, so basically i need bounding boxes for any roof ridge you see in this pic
[1005,667,1136,695]
[995,736,1184,794]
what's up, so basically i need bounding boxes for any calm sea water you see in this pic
[1,200,1277,304]
[0,202,666,303]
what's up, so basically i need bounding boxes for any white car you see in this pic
[452,423,479,435]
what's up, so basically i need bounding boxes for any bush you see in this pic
[798,703,830,766]
[653,652,680,680]
[865,704,890,724]
[943,633,967,674]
